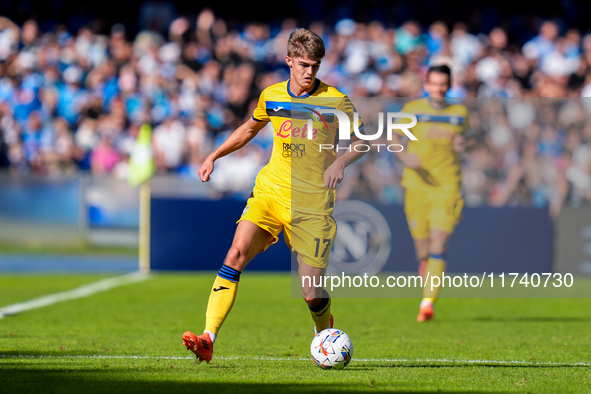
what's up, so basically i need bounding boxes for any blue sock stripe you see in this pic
[218,265,241,282]
[430,253,446,260]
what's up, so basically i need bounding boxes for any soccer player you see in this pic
[182,28,366,362]
[393,64,471,322]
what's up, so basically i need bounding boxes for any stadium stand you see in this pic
[0,5,590,214]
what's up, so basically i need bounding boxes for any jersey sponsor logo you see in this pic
[282,142,306,158]
[424,128,456,140]
[276,120,319,139]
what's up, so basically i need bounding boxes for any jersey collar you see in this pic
[425,97,451,111]
[287,79,320,98]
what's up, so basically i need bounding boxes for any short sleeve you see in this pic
[339,96,363,136]
[252,90,270,122]
[392,102,414,137]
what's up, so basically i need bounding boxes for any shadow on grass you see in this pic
[2,354,587,394]
[0,370,352,394]
[0,367,503,394]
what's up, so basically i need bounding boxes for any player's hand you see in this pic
[401,152,421,169]
[324,160,345,189]
[453,134,466,152]
[507,164,524,186]
[197,157,215,182]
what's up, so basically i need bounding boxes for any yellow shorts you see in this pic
[237,192,336,269]
[404,186,464,239]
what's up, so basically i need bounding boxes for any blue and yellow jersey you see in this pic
[400,98,470,189]
[251,79,363,214]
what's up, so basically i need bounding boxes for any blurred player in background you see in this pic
[182,28,366,362]
[394,64,472,322]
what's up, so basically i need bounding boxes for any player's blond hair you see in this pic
[287,28,325,61]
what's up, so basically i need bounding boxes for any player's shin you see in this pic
[308,289,332,333]
[418,258,428,281]
[204,265,241,341]
[422,254,446,302]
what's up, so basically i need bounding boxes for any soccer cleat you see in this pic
[182,331,214,363]
[314,314,334,336]
[417,302,434,322]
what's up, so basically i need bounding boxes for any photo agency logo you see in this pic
[311,109,418,152]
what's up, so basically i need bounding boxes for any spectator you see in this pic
[0,10,589,216]
[90,135,120,174]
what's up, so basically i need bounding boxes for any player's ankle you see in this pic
[204,330,216,344]
[420,299,434,308]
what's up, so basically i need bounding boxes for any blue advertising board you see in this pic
[151,198,553,274]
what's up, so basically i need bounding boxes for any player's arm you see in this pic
[324,96,371,189]
[390,103,421,169]
[453,107,475,153]
[391,133,421,169]
[198,118,267,182]
[324,136,368,189]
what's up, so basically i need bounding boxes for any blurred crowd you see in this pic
[337,97,591,217]
[0,8,590,213]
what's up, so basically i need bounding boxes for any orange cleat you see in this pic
[417,302,434,322]
[182,331,214,363]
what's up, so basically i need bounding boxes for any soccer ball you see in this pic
[310,328,353,369]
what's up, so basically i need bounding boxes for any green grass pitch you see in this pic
[0,272,590,393]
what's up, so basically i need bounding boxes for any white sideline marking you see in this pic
[0,271,149,318]
[0,354,589,367]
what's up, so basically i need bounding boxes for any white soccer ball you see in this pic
[310,328,353,369]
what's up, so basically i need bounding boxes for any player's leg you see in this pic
[404,188,430,279]
[183,220,274,362]
[204,220,275,338]
[289,212,335,334]
[413,238,429,280]
[298,256,333,333]
[418,189,464,322]
[422,228,450,298]
[417,228,450,322]
[183,195,280,362]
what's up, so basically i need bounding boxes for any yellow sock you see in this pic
[309,292,332,332]
[204,265,240,337]
[422,254,446,302]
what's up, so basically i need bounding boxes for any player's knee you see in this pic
[303,288,329,308]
